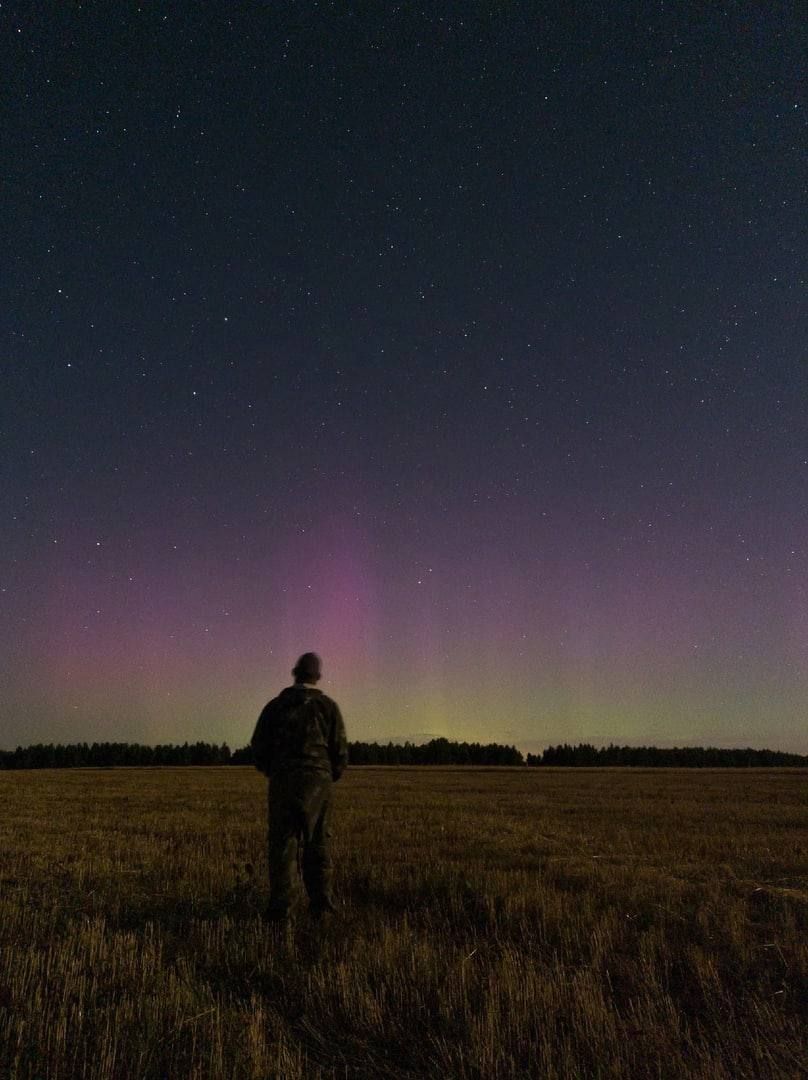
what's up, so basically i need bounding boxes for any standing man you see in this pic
[251,652,348,923]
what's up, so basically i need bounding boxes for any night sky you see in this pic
[3,4,806,755]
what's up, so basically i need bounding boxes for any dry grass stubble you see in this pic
[0,767,806,1078]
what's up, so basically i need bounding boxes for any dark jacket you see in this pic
[251,685,348,780]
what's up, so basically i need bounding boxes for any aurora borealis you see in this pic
[3,5,805,754]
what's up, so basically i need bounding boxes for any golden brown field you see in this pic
[0,767,806,1079]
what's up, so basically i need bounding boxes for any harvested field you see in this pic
[0,767,806,1079]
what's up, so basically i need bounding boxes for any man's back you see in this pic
[252,684,347,779]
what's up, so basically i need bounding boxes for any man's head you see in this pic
[292,652,322,684]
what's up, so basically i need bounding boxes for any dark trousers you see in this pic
[266,769,334,916]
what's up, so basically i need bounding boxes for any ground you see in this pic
[0,766,806,1079]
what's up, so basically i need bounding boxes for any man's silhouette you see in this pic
[251,652,348,922]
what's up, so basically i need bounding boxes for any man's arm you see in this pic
[251,700,277,775]
[329,701,348,780]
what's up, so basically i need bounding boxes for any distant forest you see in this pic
[528,743,808,767]
[0,739,805,769]
[0,738,522,770]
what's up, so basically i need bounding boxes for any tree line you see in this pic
[0,740,804,770]
[526,743,808,767]
[0,742,235,770]
[0,737,524,770]
[345,737,524,766]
